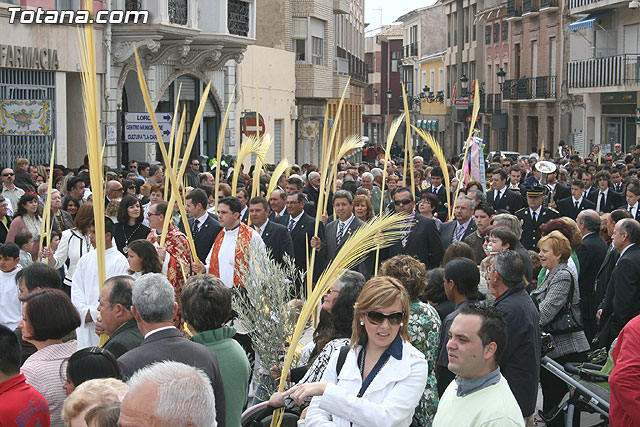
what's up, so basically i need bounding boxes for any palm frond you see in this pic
[412,125,451,219]
[251,134,273,201]
[401,83,416,198]
[266,159,291,201]
[214,87,235,209]
[232,135,271,196]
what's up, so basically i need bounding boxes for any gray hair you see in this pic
[361,172,373,181]
[457,194,476,211]
[370,168,383,178]
[333,189,353,204]
[493,213,522,239]
[132,273,175,323]
[618,218,640,244]
[413,155,424,162]
[126,361,216,427]
[336,270,366,292]
[37,183,48,195]
[578,209,600,233]
[493,250,524,288]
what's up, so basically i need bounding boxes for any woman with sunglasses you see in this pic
[288,276,428,426]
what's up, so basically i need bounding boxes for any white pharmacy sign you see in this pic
[124,113,172,143]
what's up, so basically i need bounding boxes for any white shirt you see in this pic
[71,246,130,349]
[254,219,269,236]
[204,225,266,288]
[530,206,542,221]
[193,211,209,230]
[144,325,177,340]
[0,265,22,330]
[494,187,505,201]
[572,196,583,207]
[628,202,639,218]
[288,212,304,230]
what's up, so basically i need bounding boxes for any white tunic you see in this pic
[0,266,22,330]
[71,246,129,349]
[204,226,265,288]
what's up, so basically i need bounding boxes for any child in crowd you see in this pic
[0,242,22,330]
[14,230,34,269]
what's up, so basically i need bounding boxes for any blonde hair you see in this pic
[351,276,411,348]
[62,378,127,425]
[538,230,572,263]
[558,216,583,250]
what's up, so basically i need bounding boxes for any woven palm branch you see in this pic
[401,84,416,198]
[232,135,270,196]
[326,135,364,201]
[266,159,291,201]
[251,134,273,201]
[214,88,234,209]
[412,125,451,219]
[271,212,408,427]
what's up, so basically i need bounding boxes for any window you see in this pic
[274,119,283,162]
[422,70,427,90]
[472,5,477,41]
[430,70,435,92]
[485,25,491,44]
[292,18,307,62]
[493,23,499,43]
[310,18,325,65]
[438,68,444,91]
[391,50,401,72]
[312,37,323,65]
[550,37,557,75]
[501,21,508,42]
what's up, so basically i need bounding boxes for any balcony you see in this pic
[540,0,559,11]
[567,54,640,90]
[507,0,523,20]
[334,0,350,14]
[403,43,418,58]
[485,94,494,113]
[502,76,557,100]
[569,0,628,14]
[348,54,367,84]
[494,94,502,113]
[523,0,540,15]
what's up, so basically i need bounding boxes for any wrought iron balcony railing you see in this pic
[502,76,556,100]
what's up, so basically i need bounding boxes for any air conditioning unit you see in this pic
[290,105,298,120]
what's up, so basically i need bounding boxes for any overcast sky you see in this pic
[364,0,437,34]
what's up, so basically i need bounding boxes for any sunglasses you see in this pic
[365,310,404,325]
[2,173,15,177]
[393,199,413,206]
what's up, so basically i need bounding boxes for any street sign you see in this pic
[242,116,266,137]
[124,112,172,143]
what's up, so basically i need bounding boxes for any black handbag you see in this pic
[543,272,584,335]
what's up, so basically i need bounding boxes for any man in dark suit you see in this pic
[286,176,315,217]
[619,184,640,221]
[424,166,449,220]
[611,168,625,193]
[118,273,227,426]
[285,192,324,288]
[237,188,250,224]
[97,275,142,358]
[557,180,595,220]
[105,180,124,208]
[181,189,222,264]
[487,169,522,214]
[515,185,559,251]
[248,196,293,266]
[582,171,599,201]
[268,188,289,224]
[303,171,321,218]
[598,218,640,348]
[439,194,477,250]
[384,187,444,269]
[589,170,623,213]
[310,190,371,278]
[576,210,609,343]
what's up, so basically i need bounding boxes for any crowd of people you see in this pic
[1,145,640,427]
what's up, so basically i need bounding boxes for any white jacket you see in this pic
[306,340,428,427]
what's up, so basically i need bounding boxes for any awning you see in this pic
[570,11,608,31]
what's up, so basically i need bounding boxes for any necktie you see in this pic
[288,218,295,232]
[337,222,346,246]
[495,190,501,203]
[276,213,281,217]
[532,211,537,223]
[599,193,605,212]
[192,219,200,235]
[453,223,465,242]
[575,201,579,210]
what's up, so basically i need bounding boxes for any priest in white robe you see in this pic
[71,218,129,349]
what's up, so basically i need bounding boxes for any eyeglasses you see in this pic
[364,311,404,326]
[393,199,413,206]
[2,173,15,177]
[113,188,123,192]
[148,212,161,217]
[192,163,200,166]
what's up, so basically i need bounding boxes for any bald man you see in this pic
[576,209,608,342]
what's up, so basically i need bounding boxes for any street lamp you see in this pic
[496,68,507,87]
[460,74,469,97]
[386,89,392,115]
[423,85,444,104]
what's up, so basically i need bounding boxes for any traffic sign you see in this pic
[242,116,266,137]
[124,112,172,143]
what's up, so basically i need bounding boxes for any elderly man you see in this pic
[576,210,608,342]
[361,171,382,215]
[119,361,218,427]
[303,171,321,217]
[105,180,124,207]
[199,172,215,187]
[433,305,524,427]
[1,168,23,216]
[598,218,640,348]
[117,273,226,425]
[488,251,541,426]
[97,275,143,358]
[268,188,288,224]
[440,195,477,250]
